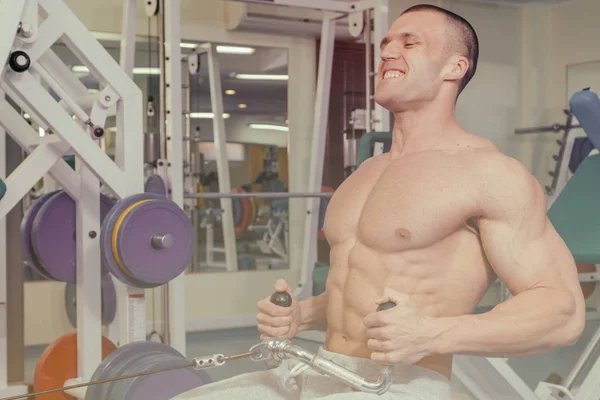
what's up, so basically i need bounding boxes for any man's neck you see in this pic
[389,102,460,157]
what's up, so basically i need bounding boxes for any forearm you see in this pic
[430,287,584,358]
[298,291,329,331]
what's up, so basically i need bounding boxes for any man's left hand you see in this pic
[363,288,437,364]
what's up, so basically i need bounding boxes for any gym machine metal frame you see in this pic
[0,0,158,395]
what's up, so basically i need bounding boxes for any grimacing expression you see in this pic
[374,11,458,112]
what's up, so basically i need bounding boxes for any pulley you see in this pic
[100,193,195,288]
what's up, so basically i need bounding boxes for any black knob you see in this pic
[93,126,104,138]
[270,291,292,308]
[376,302,396,312]
[9,51,30,73]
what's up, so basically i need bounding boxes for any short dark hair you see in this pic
[402,4,479,95]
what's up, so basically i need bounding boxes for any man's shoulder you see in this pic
[468,148,545,219]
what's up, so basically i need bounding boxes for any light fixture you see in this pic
[180,42,198,49]
[225,89,236,95]
[216,45,255,55]
[23,113,30,119]
[234,73,288,81]
[249,123,288,132]
[238,104,247,109]
[71,65,90,73]
[189,112,230,119]
[71,66,161,75]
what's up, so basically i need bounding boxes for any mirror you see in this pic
[22,37,290,280]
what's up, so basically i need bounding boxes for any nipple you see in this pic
[395,228,412,240]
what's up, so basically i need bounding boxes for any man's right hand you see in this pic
[256,279,303,340]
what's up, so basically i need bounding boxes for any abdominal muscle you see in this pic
[321,234,492,379]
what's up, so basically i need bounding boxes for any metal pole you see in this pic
[364,8,372,133]
[563,326,600,390]
[184,192,333,199]
[514,123,581,134]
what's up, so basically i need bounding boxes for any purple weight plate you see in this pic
[20,190,61,279]
[100,193,168,288]
[116,199,194,286]
[84,340,182,400]
[144,175,168,196]
[101,274,117,325]
[31,192,115,282]
[64,274,117,328]
[122,356,210,399]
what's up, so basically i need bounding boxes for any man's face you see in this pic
[374,11,450,112]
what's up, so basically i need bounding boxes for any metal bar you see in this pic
[364,8,372,133]
[119,0,137,78]
[570,338,600,399]
[204,43,238,272]
[0,0,25,74]
[185,192,333,199]
[563,325,600,390]
[372,0,389,132]
[514,123,580,135]
[231,0,354,13]
[164,0,186,355]
[299,13,336,299]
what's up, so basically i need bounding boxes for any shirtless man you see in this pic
[175,4,585,400]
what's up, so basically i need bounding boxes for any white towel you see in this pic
[171,346,452,399]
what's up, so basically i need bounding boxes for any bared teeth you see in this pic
[383,70,403,79]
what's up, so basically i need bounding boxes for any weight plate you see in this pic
[34,333,117,400]
[144,174,168,196]
[84,341,185,400]
[20,190,61,279]
[115,198,194,286]
[101,193,164,288]
[232,198,242,227]
[101,274,117,325]
[65,274,118,328]
[121,355,210,399]
[106,352,168,399]
[99,352,167,400]
[101,193,193,288]
[31,191,116,282]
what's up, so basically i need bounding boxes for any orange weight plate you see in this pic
[34,333,117,400]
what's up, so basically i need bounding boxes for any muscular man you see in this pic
[175,4,585,399]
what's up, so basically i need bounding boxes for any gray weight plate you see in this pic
[101,274,117,325]
[100,193,167,288]
[101,352,166,400]
[65,274,118,328]
[115,198,194,286]
[121,354,210,399]
[85,340,183,400]
[144,174,168,196]
[107,352,169,399]
[20,190,61,280]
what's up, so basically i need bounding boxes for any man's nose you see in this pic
[381,42,402,60]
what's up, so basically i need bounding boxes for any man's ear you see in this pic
[444,55,469,82]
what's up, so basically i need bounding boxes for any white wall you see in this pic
[24,0,315,346]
